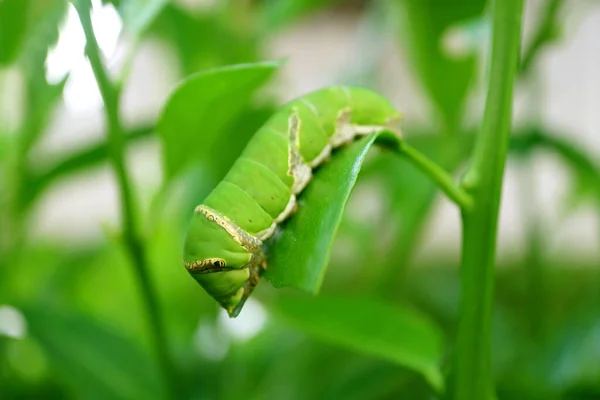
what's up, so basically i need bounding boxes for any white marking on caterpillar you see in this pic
[384,115,404,138]
[256,221,277,241]
[275,194,297,224]
[330,108,354,148]
[185,257,227,273]
[309,143,332,168]
[353,125,385,136]
[287,110,312,194]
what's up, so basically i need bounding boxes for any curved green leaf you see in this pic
[157,61,281,179]
[394,0,486,130]
[510,128,600,210]
[118,0,167,35]
[269,293,444,392]
[150,4,261,75]
[264,132,398,292]
[258,0,343,31]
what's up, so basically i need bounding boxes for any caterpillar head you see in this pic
[183,205,263,317]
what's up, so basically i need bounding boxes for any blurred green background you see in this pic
[1,0,599,399]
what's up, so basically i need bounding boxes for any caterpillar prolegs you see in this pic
[183,85,402,317]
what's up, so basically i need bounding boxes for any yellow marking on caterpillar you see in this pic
[185,257,227,273]
[191,204,264,271]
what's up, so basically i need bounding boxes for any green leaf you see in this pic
[394,0,486,130]
[269,293,445,392]
[19,0,67,75]
[150,4,261,76]
[510,128,600,212]
[0,0,30,65]
[118,0,167,36]
[264,132,397,292]
[157,61,281,179]
[21,305,166,400]
[258,0,343,31]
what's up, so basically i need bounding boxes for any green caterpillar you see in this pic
[183,85,402,317]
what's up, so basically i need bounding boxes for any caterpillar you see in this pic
[183,85,402,317]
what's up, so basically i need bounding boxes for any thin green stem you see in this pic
[72,2,178,398]
[520,0,563,75]
[455,0,524,399]
[398,142,472,210]
[516,158,546,340]
[28,125,154,204]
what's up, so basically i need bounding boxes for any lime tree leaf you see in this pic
[264,132,399,292]
[19,0,67,75]
[149,4,261,75]
[258,0,343,31]
[21,305,166,400]
[269,293,445,392]
[510,128,600,212]
[394,0,486,130]
[157,61,281,179]
[118,0,168,36]
[0,0,30,65]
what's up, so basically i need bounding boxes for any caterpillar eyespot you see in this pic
[183,85,402,317]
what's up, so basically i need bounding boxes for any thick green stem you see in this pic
[72,2,178,398]
[454,1,523,399]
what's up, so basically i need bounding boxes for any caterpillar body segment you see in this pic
[183,85,402,317]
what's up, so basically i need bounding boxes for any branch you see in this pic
[397,141,472,210]
[28,126,154,204]
[72,2,179,398]
[455,0,524,398]
[520,0,563,75]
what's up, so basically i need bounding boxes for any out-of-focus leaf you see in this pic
[320,359,424,400]
[157,61,280,179]
[394,0,486,130]
[118,0,167,36]
[264,132,399,292]
[520,0,564,74]
[269,293,444,392]
[0,0,30,65]
[510,128,600,211]
[21,306,166,400]
[550,317,600,393]
[19,0,67,76]
[150,4,260,75]
[258,0,343,31]
[21,75,68,154]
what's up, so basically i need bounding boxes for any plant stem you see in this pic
[520,0,563,75]
[72,2,178,398]
[397,142,472,210]
[29,125,154,204]
[455,1,523,399]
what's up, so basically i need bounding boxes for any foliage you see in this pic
[1,0,599,399]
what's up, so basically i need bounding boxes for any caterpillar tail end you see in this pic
[226,261,265,318]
